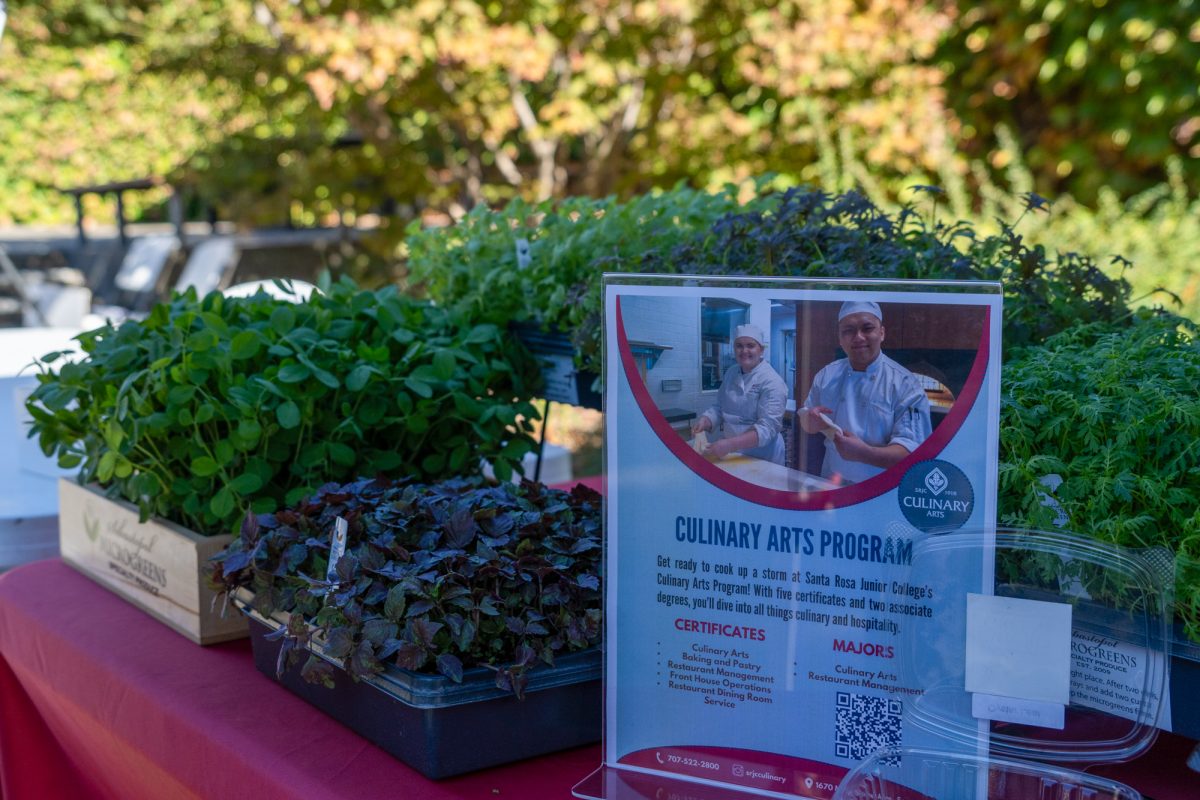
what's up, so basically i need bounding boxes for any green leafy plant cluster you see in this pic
[816,137,1200,327]
[410,184,1136,375]
[998,312,1200,642]
[26,280,541,535]
[658,187,1136,356]
[1,2,965,224]
[211,476,602,698]
[405,182,769,353]
[1022,163,1200,324]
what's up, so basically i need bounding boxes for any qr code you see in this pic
[834,692,902,761]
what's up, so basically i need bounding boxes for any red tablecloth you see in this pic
[4,559,1199,800]
[0,558,600,800]
[2,482,1198,800]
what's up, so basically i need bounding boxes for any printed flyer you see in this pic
[601,276,1003,799]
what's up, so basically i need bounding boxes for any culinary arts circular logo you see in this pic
[898,460,974,532]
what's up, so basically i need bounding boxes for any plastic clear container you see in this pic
[833,528,1171,800]
[836,747,1142,800]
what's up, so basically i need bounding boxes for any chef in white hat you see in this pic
[799,300,932,483]
[692,322,788,464]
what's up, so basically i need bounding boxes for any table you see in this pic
[0,559,599,800]
[1,559,1197,799]
[717,454,837,492]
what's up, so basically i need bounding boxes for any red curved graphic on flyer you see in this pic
[618,746,849,799]
[615,298,991,510]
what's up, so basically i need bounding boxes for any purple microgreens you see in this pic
[513,644,536,668]
[435,653,464,683]
[240,509,260,544]
[361,618,398,646]
[393,641,427,671]
[376,638,404,661]
[349,640,383,679]
[361,581,389,606]
[383,585,407,621]
[300,655,337,689]
[324,627,354,660]
[406,599,435,617]
[212,476,602,696]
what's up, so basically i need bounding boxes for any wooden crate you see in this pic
[57,479,247,645]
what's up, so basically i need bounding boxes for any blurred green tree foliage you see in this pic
[0,0,961,224]
[0,1,1193,229]
[0,3,235,223]
[939,0,1199,202]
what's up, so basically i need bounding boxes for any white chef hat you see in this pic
[733,323,766,346]
[837,300,882,324]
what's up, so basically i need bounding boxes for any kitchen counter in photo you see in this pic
[716,454,837,493]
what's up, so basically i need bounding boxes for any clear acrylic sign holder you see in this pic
[581,275,1003,799]
[577,274,1168,800]
[578,528,1170,800]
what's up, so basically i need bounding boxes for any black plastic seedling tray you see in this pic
[241,606,602,778]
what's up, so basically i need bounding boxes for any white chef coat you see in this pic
[804,353,932,483]
[700,360,787,464]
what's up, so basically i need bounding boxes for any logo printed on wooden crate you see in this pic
[82,499,167,595]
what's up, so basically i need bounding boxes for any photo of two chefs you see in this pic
[692,300,932,484]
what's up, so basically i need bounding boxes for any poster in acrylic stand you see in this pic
[576,276,1004,800]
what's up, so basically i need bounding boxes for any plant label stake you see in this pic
[514,238,532,269]
[317,517,348,598]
